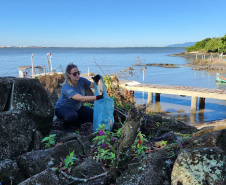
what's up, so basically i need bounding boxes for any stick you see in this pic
[52,168,108,183]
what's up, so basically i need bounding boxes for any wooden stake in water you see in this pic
[31,53,34,77]
[143,68,145,83]
[50,53,53,72]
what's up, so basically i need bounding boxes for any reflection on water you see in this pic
[216,81,226,89]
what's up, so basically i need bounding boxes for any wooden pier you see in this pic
[119,80,226,111]
[84,75,226,122]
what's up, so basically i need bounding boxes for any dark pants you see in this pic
[55,106,93,128]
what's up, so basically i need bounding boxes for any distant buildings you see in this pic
[0,45,45,48]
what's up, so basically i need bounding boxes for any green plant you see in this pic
[165,139,183,159]
[92,124,118,166]
[83,102,94,108]
[132,132,149,158]
[161,140,167,146]
[41,134,56,148]
[64,150,79,169]
[75,130,80,134]
[103,75,113,91]
[148,111,153,117]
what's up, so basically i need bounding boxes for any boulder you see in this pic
[38,74,64,108]
[0,111,35,160]
[29,130,43,151]
[116,150,171,185]
[12,78,54,135]
[171,147,226,185]
[116,107,141,170]
[71,159,104,179]
[0,77,13,111]
[182,129,226,152]
[16,140,83,177]
[141,114,198,138]
[18,168,68,185]
[49,130,96,155]
[0,159,26,185]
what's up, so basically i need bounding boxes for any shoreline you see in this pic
[171,52,226,71]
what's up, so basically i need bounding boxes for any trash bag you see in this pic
[93,76,114,132]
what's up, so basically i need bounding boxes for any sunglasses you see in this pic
[70,71,81,76]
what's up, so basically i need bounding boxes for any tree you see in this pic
[204,37,223,53]
[185,38,211,52]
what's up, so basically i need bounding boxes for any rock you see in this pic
[171,147,226,185]
[0,111,35,160]
[0,159,26,185]
[0,77,13,111]
[38,74,64,108]
[29,130,43,151]
[16,140,83,177]
[49,131,96,155]
[149,131,178,144]
[141,114,198,138]
[77,134,97,156]
[18,168,68,185]
[71,159,104,179]
[12,78,54,135]
[116,107,141,170]
[116,150,171,185]
[182,129,226,153]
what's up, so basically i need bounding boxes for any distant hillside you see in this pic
[166,42,196,47]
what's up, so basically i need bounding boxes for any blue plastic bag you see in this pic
[93,76,114,132]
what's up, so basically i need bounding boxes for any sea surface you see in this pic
[1,47,226,125]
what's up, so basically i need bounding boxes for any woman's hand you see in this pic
[92,74,101,83]
[96,94,104,100]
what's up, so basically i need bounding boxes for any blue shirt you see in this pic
[55,77,91,111]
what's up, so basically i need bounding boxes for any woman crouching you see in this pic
[55,63,102,129]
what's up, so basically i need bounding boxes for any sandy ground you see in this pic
[190,118,226,130]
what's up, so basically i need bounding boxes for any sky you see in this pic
[0,0,226,47]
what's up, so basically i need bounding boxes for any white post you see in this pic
[31,53,34,77]
[50,54,53,72]
[143,68,145,83]
[88,67,89,76]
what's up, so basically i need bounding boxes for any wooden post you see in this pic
[196,54,197,61]
[31,53,34,77]
[48,59,50,73]
[202,55,203,60]
[190,112,196,123]
[155,93,160,102]
[143,68,145,83]
[191,96,197,112]
[147,92,153,104]
[199,97,205,109]
[154,101,162,112]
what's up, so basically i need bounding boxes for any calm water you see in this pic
[0,47,226,124]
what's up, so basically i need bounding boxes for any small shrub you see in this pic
[41,134,56,148]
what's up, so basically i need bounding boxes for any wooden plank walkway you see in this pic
[120,83,226,100]
[119,80,226,111]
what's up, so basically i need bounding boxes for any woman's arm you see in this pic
[72,93,96,102]
[72,93,103,102]
[89,82,95,88]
